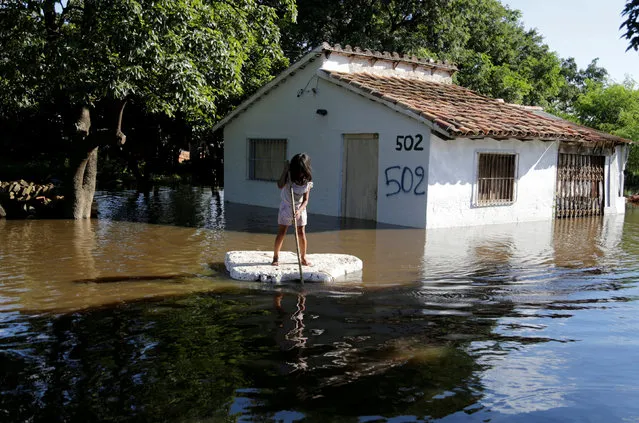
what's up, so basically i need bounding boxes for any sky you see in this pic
[503,0,638,84]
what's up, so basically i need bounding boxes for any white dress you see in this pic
[278,181,313,226]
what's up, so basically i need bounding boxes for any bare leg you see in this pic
[272,225,289,265]
[297,225,311,266]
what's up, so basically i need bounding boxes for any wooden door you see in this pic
[555,153,605,218]
[342,134,379,220]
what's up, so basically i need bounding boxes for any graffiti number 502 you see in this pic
[385,166,426,197]
[395,134,424,151]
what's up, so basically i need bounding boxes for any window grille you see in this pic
[477,153,516,205]
[248,139,287,181]
[555,153,604,217]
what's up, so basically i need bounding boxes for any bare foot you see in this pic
[301,258,312,266]
[272,257,279,266]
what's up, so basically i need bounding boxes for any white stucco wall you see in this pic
[223,56,628,229]
[320,54,453,83]
[604,144,628,215]
[224,62,433,228]
[426,135,559,229]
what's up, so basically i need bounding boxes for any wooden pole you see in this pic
[289,172,304,284]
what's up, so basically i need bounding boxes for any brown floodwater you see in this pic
[0,188,450,313]
[1,186,639,422]
[0,188,630,313]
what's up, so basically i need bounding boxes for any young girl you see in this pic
[272,153,313,266]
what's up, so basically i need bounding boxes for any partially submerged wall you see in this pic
[426,136,558,228]
[0,180,65,218]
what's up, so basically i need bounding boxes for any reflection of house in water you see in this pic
[553,215,625,269]
[422,216,625,282]
[213,43,631,229]
[423,220,553,281]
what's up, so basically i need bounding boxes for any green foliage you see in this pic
[622,0,639,52]
[279,0,576,107]
[574,80,639,132]
[0,0,296,125]
[571,80,639,173]
[549,58,609,114]
[0,0,296,191]
[444,0,564,106]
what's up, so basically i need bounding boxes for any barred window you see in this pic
[248,139,287,181]
[477,153,516,205]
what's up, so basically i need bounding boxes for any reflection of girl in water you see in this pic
[274,291,307,372]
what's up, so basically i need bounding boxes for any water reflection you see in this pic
[99,186,227,229]
[1,188,639,422]
[274,291,308,373]
[422,214,627,285]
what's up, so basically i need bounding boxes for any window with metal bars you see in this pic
[476,153,517,205]
[248,138,287,181]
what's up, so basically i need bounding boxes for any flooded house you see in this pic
[212,43,631,228]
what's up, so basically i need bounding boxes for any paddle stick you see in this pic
[288,171,304,284]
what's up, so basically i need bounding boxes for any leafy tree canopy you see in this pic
[0,0,296,217]
[0,0,296,125]
[279,0,605,108]
[571,80,639,172]
[549,57,609,115]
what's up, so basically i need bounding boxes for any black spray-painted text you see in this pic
[384,166,426,197]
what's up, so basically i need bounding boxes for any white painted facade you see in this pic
[223,59,435,228]
[425,136,559,229]
[219,47,628,229]
[604,144,629,215]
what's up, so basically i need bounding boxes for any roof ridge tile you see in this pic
[320,42,457,71]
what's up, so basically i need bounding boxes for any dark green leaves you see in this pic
[279,0,570,106]
[621,0,639,52]
[0,0,297,125]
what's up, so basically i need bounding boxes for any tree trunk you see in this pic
[66,107,98,219]
[66,101,127,219]
[69,146,98,219]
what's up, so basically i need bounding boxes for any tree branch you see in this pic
[115,99,128,146]
[42,0,59,40]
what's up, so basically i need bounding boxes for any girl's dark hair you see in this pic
[290,153,312,184]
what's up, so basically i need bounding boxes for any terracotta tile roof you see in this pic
[324,71,632,145]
